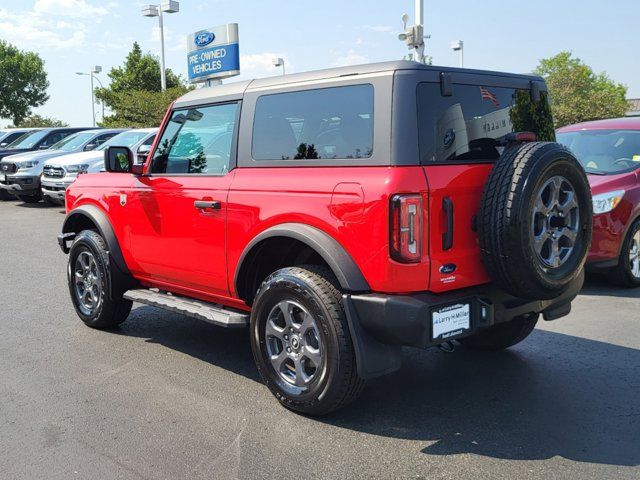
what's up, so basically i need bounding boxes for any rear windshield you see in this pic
[557,129,640,175]
[417,83,555,163]
[252,84,374,161]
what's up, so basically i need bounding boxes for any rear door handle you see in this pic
[442,197,454,251]
[194,200,221,210]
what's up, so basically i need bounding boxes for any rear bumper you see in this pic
[343,270,584,379]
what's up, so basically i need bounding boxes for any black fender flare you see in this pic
[61,204,130,277]
[234,223,370,298]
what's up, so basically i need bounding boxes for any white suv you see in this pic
[41,128,157,205]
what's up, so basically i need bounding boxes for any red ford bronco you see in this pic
[59,61,592,415]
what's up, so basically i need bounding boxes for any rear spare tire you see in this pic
[478,142,592,300]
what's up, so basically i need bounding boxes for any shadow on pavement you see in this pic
[580,273,640,298]
[116,306,640,467]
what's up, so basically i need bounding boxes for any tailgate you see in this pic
[424,164,492,292]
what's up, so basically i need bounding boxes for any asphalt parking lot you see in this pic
[1,199,638,480]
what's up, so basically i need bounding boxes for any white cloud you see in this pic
[239,53,292,79]
[0,8,88,50]
[33,0,108,18]
[331,50,369,67]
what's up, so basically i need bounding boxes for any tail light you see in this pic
[390,194,423,263]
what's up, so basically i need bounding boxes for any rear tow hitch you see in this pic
[438,340,456,353]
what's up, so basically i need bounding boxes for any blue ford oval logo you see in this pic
[439,263,457,274]
[194,31,215,47]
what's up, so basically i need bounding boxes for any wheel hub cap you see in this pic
[532,176,580,269]
[630,231,640,279]
[73,250,103,316]
[264,300,324,389]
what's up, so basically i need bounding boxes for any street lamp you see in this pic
[76,66,102,127]
[451,40,464,68]
[142,1,180,91]
[272,57,285,75]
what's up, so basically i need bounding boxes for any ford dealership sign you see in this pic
[187,23,240,83]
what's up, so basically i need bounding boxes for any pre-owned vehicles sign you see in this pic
[187,23,240,83]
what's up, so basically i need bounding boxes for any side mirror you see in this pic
[105,146,135,173]
[39,145,49,150]
[84,142,97,151]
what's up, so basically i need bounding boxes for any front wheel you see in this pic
[458,314,539,351]
[68,230,132,329]
[250,265,365,416]
[608,219,640,288]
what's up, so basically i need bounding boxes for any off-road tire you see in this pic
[478,142,592,300]
[250,265,365,416]
[458,314,539,351]
[608,219,640,288]
[68,230,132,329]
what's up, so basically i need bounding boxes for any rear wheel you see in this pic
[68,230,132,329]
[608,219,640,288]
[458,314,539,351]
[250,265,365,416]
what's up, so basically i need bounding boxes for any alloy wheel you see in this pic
[74,250,103,316]
[532,176,580,269]
[264,299,324,391]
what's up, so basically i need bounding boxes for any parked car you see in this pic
[58,61,593,415]
[0,129,123,203]
[41,128,157,205]
[0,128,38,148]
[0,127,92,200]
[557,117,640,287]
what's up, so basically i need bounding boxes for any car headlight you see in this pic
[592,190,625,214]
[66,164,90,174]
[17,160,39,169]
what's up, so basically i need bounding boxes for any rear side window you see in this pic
[417,83,555,163]
[151,102,239,175]
[252,84,374,161]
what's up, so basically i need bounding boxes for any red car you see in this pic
[58,62,593,415]
[557,118,640,287]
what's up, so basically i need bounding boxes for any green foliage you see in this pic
[510,91,556,142]
[0,40,50,124]
[95,42,191,128]
[534,52,628,128]
[97,87,189,128]
[11,113,68,128]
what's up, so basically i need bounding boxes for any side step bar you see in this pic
[123,289,249,328]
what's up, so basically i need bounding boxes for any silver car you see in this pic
[41,128,158,205]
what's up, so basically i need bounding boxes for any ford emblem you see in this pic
[194,31,215,47]
[439,263,457,274]
[443,128,456,148]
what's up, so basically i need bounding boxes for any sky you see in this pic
[0,0,639,127]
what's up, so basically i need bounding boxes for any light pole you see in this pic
[142,1,180,91]
[398,0,427,64]
[76,66,102,127]
[272,57,285,75]
[451,40,464,68]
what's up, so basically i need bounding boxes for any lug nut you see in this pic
[286,347,291,353]
[284,334,289,340]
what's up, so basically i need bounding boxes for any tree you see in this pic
[95,42,190,127]
[534,52,628,128]
[11,113,68,128]
[0,40,50,124]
